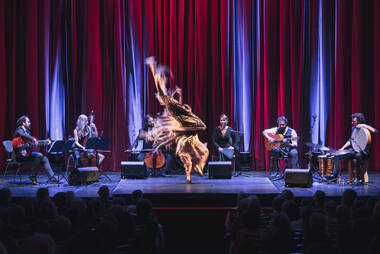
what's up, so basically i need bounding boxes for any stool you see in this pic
[348,159,369,183]
[279,155,289,172]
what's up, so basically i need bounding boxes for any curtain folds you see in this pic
[0,0,379,171]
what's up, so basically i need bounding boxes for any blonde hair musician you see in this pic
[73,114,105,168]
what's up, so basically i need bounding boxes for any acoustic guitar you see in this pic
[264,133,299,151]
[12,136,51,157]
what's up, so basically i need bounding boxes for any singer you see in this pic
[213,114,240,161]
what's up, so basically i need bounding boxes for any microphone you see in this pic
[312,114,317,119]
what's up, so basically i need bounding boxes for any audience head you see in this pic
[136,198,153,217]
[131,189,143,204]
[281,190,294,201]
[0,188,12,206]
[313,190,326,210]
[309,212,327,235]
[336,204,351,224]
[36,188,50,201]
[342,189,357,207]
[325,199,337,216]
[20,233,56,254]
[50,216,72,243]
[272,194,286,213]
[98,186,110,200]
[272,212,291,231]
[282,200,299,221]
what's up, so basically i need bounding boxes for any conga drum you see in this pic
[318,155,334,176]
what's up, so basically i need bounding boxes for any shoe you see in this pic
[271,173,284,181]
[29,175,39,186]
[320,176,329,182]
[48,176,61,184]
[353,178,363,185]
[269,172,280,179]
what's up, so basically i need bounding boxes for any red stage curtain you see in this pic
[0,0,379,172]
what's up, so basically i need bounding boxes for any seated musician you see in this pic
[132,114,170,176]
[131,114,155,161]
[13,116,60,185]
[73,114,105,168]
[336,113,377,185]
[213,114,240,161]
[262,116,298,177]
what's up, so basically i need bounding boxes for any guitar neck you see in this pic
[17,139,49,148]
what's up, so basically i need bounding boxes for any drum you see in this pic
[318,155,335,176]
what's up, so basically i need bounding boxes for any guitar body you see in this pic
[264,133,284,151]
[13,136,40,157]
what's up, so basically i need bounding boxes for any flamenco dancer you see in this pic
[145,56,209,183]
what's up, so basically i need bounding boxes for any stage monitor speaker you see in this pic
[121,161,148,179]
[284,169,312,188]
[236,152,252,171]
[68,167,99,185]
[208,161,232,179]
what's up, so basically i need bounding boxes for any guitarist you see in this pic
[213,114,240,161]
[13,116,60,185]
[262,116,298,177]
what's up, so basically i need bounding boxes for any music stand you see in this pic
[46,140,66,178]
[85,137,111,182]
[48,140,66,154]
[53,140,75,182]
[61,139,75,153]
[85,137,110,151]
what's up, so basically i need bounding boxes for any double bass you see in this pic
[80,111,98,167]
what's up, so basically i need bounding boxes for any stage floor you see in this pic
[1,171,380,206]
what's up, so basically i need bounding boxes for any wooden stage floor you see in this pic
[1,171,380,206]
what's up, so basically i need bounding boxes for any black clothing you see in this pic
[213,126,240,161]
[330,126,376,182]
[132,129,154,151]
[13,126,54,178]
[130,129,171,175]
[271,127,298,171]
[13,126,35,142]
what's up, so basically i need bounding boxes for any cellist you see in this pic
[73,114,105,168]
[131,114,169,176]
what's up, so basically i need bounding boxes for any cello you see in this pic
[144,149,165,173]
[141,128,165,173]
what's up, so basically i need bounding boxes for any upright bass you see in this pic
[80,110,98,167]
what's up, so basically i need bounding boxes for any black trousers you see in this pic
[270,147,298,171]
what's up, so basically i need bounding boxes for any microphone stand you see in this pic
[309,115,322,182]
[230,130,250,177]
